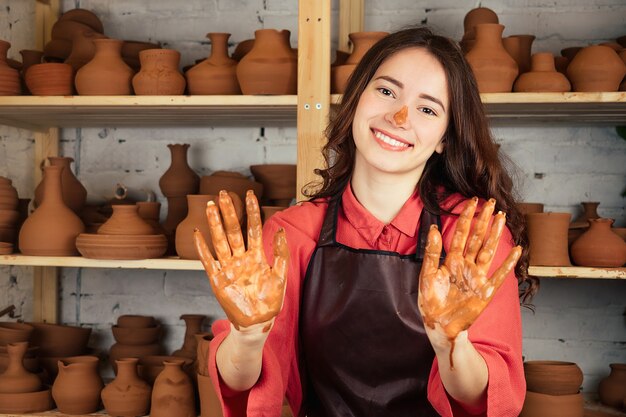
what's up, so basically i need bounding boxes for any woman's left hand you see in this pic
[417,197,522,341]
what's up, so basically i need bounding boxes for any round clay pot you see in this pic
[101,358,151,417]
[465,23,519,93]
[0,40,21,95]
[0,388,53,413]
[52,355,104,415]
[567,45,626,92]
[570,201,600,229]
[117,315,156,329]
[462,7,499,41]
[112,325,161,346]
[344,31,389,65]
[28,322,91,357]
[520,391,584,417]
[199,171,263,205]
[186,33,240,95]
[250,164,297,206]
[599,364,626,408]
[34,156,87,213]
[172,314,206,360]
[159,144,200,198]
[137,355,194,386]
[570,218,626,267]
[97,205,155,236]
[64,29,107,72]
[526,212,572,266]
[149,359,195,417]
[0,342,41,394]
[75,38,134,95]
[514,52,571,92]
[76,233,168,260]
[502,34,535,74]
[524,361,583,396]
[25,63,74,95]
[132,49,186,95]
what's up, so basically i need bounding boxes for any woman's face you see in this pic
[352,47,450,182]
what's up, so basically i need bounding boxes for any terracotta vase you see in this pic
[462,7,499,41]
[159,144,200,198]
[570,218,626,267]
[197,373,223,417]
[0,40,21,96]
[524,361,583,396]
[19,165,85,256]
[98,204,155,235]
[24,62,74,95]
[465,23,519,93]
[52,355,104,414]
[34,156,87,213]
[101,358,151,417]
[64,29,106,72]
[520,391,583,417]
[149,359,195,417]
[0,342,41,394]
[570,201,600,229]
[526,212,572,266]
[133,49,186,95]
[502,34,535,74]
[172,314,206,359]
[514,52,571,92]
[137,356,194,386]
[75,39,134,95]
[599,363,626,408]
[567,45,626,92]
[194,333,213,377]
[250,164,297,206]
[186,33,240,95]
[237,29,297,95]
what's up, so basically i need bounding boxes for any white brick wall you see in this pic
[0,0,624,389]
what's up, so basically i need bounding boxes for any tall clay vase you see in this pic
[159,144,200,198]
[0,40,21,95]
[465,23,519,93]
[175,195,217,259]
[101,358,151,417]
[34,156,87,213]
[570,218,626,267]
[502,34,535,74]
[526,212,572,266]
[52,356,104,414]
[514,52,571,92]
[186,33,240,95]
[0,342,41,393]
[570,201,600,229]
[132,49,186,95]
[598,363,626,408]
[197,373,223,417]
[19,165,85,256]
[237,29,297,95]
[149,359,195,417]
[75,38,134,95]
[172,314,205,359]
[567,45,626,92]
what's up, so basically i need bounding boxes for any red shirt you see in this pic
[208,185,525,417]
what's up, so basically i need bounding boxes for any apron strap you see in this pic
[317,192,341,247]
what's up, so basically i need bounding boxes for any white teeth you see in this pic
[374,130,409,148]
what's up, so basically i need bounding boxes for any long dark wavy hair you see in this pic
[303,26,538,303]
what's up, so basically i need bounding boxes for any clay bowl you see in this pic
[76,233,168,260]
[0,242,13,255]
[520,391,584,417]
[117,315,156,328]
[250,164,297,203]
[0,388,54,413]
[28,322,91,357]
[0,322,34,345]
[137,355,194,385]
[0,209,19,226]
[112,324,161,345]
[524,360,584,395]
[25,63,74,95]
[199,171,264,205]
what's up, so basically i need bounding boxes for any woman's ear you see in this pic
[435,139,445,154]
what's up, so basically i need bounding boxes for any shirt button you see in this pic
[382,227,389,235]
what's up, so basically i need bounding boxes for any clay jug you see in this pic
[149,359,195,417]
[599,363,626,408]
[159,144,200,198]
[98,204,155,236]
[237,29,297,95]
[567,45,626,92]
[64,29,106,72]
[172,314,206,359]
[0,40,20,95]
[75,38,134,95]
[133,49,186,95]
[514,52,571,92]
[570,218,626,267]
[502,34,535,74]
[52,355,104,414]
[101,358,151,417]
[570,201,600,229]
[186,33,240,95]
[0,342,41,393]
[526,212,571,266]
[34,156,87,213]
[462,7,499,41]
[19,165,85,256]
[465,23,519,93]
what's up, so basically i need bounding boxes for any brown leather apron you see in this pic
[300,191,444,417]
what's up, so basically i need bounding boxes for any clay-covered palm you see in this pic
[418,197,522,340]
[194,190,289,331]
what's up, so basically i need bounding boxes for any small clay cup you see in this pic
[25,63,74,95]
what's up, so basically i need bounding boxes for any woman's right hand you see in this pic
[194,190,289,334]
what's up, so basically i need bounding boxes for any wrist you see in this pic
[228,321,271,352]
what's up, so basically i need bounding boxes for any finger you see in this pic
[464,198,496,262]
[246,190,265,262]
[206,200,232,265]
[193,228,221,282]
[478,245,522,301]
[447,197,478,257]
[418,225,443,317]
[476,211,506,274]
[218,190,245,257]
[272,228,290,282]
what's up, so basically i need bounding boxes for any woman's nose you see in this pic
[390,105,408,126]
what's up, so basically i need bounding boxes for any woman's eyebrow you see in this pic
[420,93,446,113]
[373,75,446,113]
[374,75,403,88]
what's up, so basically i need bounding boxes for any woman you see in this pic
[195,27,538,417]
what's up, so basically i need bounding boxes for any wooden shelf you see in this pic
[529,266,626,279]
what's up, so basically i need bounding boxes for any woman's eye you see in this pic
[419,107,437,116]
[377,87,394,97]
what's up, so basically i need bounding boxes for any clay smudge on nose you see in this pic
[394,105,408,125]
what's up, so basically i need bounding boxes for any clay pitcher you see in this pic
[0,40,21,95]
[19,165,85,256]
[236,29,297,94]
[514,52,571,92]
[132,49,186,95]
[149,359,195,417]
[52,355,104,414]
[101,358,151,417]
[465,23,519,93]
[34,156,87,213]
[526,212,571,266]
[0,342,41,393]
[186,33,240,95]
[567,45,626,92]
[598,363,626,408]
[172,314,206,359]
[75,38,134,95]
[570,218,626,267]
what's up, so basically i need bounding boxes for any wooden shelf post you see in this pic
[338,0,364,53]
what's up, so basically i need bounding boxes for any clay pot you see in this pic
[465,23,519,93]
[137,355,194,386]
[520,391,583,417]
[570,218,626,267]
[237,29,297,95]
[598,363,626,408]
[28,322,91,357]
[199,171,263,205]
[52,356,103,414]
[149,359,195,417]
[526,212,572,266]
[98,204,155,236]
[20,165,85,256]
[133,49,186,95]
[117,315,156,329]
[34,156,87,213]
[25,63,74,95]
[0,322,33,345]
[462,7,499,41]
[186,33,240,95]
[197,373,223,417]
[75,39,135,95]
[561,47,582,62]
[0,342,41,394]
[0,388,53,413]
[570,201,600,229]
[567,45,626,92]
[102,358,151,417]
[331,31,388,94]
[136,201,164,234]
[514,53,571,92]
[65,29,107,72]
[159,144,200,198]
[502,35,535,75]
[194,333,213,377]
[172,314,206,359]
[524,361,583,396]
[0,40,21,95]
[112,325,161,346]
[517,202,544,216]
[250,164,297,206]
[76,233,168,260]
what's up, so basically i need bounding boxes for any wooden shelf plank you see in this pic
[529,266,626,279]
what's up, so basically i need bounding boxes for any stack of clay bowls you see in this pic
[44,8,104,63]
[250,164,297,207]
[76,203,168,259]
[520,361,584,417]
[0,176,19,253]
[110,315,163,374]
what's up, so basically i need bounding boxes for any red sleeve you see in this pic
[427,197,526,417]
